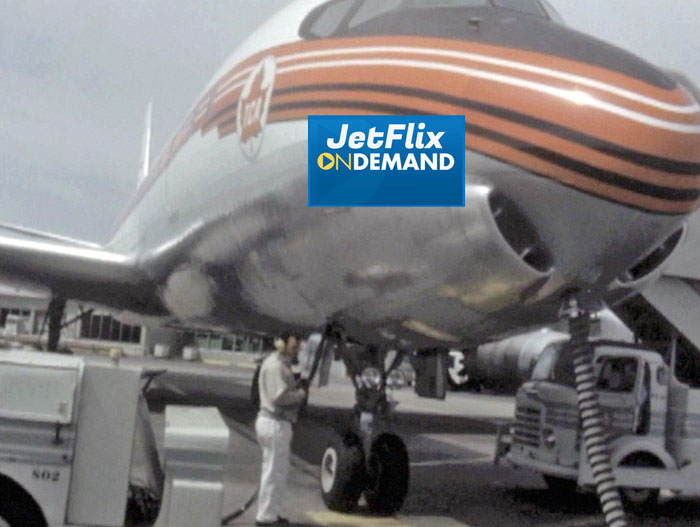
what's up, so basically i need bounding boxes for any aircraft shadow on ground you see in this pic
[146,381,700,525]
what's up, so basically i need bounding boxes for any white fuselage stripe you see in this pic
[214,45,698,115]
[269,58,700,134]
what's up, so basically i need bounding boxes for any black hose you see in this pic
[569,313,628,527]
[221,488,259,525]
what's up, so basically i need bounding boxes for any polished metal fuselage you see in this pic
[101,0,699,349]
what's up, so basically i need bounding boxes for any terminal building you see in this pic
[0,283,269,356]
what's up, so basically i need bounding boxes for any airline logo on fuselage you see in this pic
[308,115,466,207]
[237,56,276,159]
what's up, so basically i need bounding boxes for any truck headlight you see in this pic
[360,367,382,389]
[543,428,556,449]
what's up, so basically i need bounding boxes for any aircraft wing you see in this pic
[0,223,163,314]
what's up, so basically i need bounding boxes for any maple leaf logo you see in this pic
[237,56,277,160]
[239,67,266,143]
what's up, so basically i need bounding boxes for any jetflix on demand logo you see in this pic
[308,115,465,207]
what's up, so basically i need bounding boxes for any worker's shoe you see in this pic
[255,518,290,526]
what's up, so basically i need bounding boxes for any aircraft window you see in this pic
[303,0,358,38]
[349,0,401,28]
[400,0,489,6]
[348,0,490,29]
[597,357,637,393]
[492,0,546,18]
[538,0,565,23]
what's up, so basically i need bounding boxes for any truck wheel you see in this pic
[618,453,662,511]
[321,432,365,512]
[0,476,47,527]
[619,487,659,511]
[542,475,577,495]
[365,433,410,515]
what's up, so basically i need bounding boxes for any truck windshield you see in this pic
[531,344,576,387]
[531,346,556,381]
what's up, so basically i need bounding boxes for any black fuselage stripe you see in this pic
[273,83,700,175]
[269,99,699,203]
[465,123,698,201]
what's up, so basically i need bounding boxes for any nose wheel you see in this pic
[320,431,410,515]
[320,432,365,511]
[364,433,410,515]
[313,334,410,515]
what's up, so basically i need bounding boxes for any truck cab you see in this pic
[502,339,700,508]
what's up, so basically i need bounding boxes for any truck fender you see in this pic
[609,438,675,470]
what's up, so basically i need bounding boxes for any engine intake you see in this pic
[488,192,553,274]
[617,226,685,285]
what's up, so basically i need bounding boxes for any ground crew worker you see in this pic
[255,333,308,526]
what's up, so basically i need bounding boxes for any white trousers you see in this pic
[255,415,293,523]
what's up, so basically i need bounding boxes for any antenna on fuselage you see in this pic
[138,101,153,185]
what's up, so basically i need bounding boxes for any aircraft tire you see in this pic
[320,432,365,512]
[365,433,410,515]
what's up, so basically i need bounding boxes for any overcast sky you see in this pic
[1,0,698,243]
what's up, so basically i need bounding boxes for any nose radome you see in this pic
[452,26,700,216]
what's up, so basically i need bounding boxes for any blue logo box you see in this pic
[308,115,465,207]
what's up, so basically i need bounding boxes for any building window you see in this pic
[79,313,142,344]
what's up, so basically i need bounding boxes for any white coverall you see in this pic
[255,351,306,523]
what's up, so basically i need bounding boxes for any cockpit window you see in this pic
[538,0,565,24]
[303,0,358,38]
[401,0,489,6]
[492,0,545,17]
[302,0,555,40]
[348,0,400,28]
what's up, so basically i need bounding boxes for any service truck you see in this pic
[496,338,700,509]
[0,350,231,527]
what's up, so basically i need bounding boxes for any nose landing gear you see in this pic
[316,336,410,515]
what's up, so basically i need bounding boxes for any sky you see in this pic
[1,0,699,243]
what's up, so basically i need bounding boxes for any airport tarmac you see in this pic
[92,353,700,526]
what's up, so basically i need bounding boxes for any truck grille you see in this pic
[514,405,541,448]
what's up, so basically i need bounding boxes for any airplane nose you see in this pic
[236,6,700,213]
[449,30,700,216]
[297,4,700,213]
